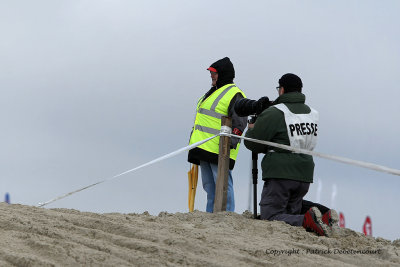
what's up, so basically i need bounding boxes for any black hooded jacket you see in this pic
[211,57,235,88]
[188,57,247,170]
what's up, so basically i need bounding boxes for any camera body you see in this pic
[248,115,258,124]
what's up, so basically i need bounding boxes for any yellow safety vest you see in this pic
[189,84,246,161]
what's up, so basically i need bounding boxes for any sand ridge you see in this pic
[0,203,399,266]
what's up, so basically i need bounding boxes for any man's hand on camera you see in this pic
[248,123,255,129]
[256,96,270,114]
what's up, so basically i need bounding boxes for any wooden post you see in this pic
[213,116,232,212]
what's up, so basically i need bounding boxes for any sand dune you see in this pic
[0,203,399,266]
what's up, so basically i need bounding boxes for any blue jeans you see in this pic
[200,161,235,212]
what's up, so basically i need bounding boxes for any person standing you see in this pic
[188,57,247,213]
[244,73,332,236]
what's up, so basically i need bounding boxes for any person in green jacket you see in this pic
[244,73,333,236]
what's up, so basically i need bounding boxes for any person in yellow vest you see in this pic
[188,57,247,212]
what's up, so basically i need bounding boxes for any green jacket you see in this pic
[244,92,315,183]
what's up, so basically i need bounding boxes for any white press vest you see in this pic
[274,103,319,152]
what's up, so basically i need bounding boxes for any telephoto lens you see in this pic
[234,96,272,117]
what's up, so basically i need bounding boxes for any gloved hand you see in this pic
[255,96,270,114]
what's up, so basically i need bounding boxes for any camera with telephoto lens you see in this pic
[234,96,273,123]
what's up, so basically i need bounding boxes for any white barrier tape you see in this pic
[228,133,400,176]
[38,135,219,207]
[38,131,399,208]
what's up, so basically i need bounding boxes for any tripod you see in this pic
[247,114,260,219]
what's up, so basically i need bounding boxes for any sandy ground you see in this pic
[0,203,399,266]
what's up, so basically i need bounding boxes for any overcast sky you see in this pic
[1,1,399,241]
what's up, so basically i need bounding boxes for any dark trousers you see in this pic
[260,178,310,226]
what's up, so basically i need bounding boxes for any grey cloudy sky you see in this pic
[1,1,399,240]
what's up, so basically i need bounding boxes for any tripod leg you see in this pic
[252,152,258,219]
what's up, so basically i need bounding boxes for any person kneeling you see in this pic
[244,73,338,236]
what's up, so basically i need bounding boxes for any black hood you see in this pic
[208,57,235,88]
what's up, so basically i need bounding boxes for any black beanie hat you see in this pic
[279,73,303,92]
